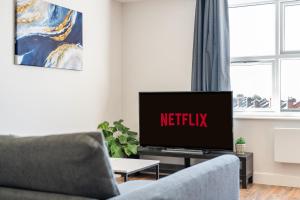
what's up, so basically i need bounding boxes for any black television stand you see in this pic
[162,148,209,154]
[138,146,253,189]
[161,148,211,167]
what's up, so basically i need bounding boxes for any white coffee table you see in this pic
[110,158,160,182]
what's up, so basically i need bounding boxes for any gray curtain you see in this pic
[191,0,231,92]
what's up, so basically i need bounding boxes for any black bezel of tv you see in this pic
[138,91,233,152]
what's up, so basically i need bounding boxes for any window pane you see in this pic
[229,4,275,57]
[284,4,300,51]
[281,59,300,111]
[231,63,273,110]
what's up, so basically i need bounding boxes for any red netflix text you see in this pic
[160,113,208,127]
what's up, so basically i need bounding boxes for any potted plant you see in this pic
[97,119,139,158]
[235,137,246,155]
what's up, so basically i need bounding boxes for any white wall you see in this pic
[122,0,195,130]
[0,0,123,135]
[121,0,300,187]
[235,119,300,187]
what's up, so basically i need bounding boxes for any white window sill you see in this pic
[233,112,300,120]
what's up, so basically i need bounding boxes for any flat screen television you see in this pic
[139,92,233,151]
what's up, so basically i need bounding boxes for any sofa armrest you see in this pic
[110,155,240,200]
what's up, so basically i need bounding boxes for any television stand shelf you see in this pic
[138,147,253,189]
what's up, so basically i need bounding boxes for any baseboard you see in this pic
[254,172,300,187]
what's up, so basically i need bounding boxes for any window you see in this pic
[229,0,300,113]
[283,3,300,52]
[231,63,273,110]
[230,4,275,57]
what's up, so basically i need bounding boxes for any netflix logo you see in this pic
[160,113,208,128]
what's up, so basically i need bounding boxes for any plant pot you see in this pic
[235,144,246,155]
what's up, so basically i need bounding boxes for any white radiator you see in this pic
[274,128,300,164]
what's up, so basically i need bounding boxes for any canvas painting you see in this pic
[15,0,83,70]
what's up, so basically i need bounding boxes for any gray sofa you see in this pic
[0,132,240,200]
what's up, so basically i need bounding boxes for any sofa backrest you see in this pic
[0,132,120,200]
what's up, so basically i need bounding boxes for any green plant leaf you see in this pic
[127,136,138,145]
[98,121,109,130]
[116,119,124,124]
[121,127,130,134]
[103,130,113,138]
[124,147,132,157]
[114,124,123,131]
[112,150,124,158]
[106,135,114,145]
[118,134,128,144]
[98,119,138,157]
[127,144,138,155]
[113,120,122,126]
[127,131,137,136]
[113,120,128,132]
[110,143,124,158]
[107,139,116,156]
[111,127,117,132]
[235,137,246,144]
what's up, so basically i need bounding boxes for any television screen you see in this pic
[139,92,233,151]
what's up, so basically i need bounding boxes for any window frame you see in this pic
[229,0,300,117]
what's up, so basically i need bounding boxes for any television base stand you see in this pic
[161,149,210,167]
[138,146,253,189]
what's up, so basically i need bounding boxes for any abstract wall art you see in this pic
[15,0,83,70]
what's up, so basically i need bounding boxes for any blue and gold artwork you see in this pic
[15,0,83,70]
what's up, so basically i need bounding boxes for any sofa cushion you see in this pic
[118,180,154,194]
[0,132,120,200]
